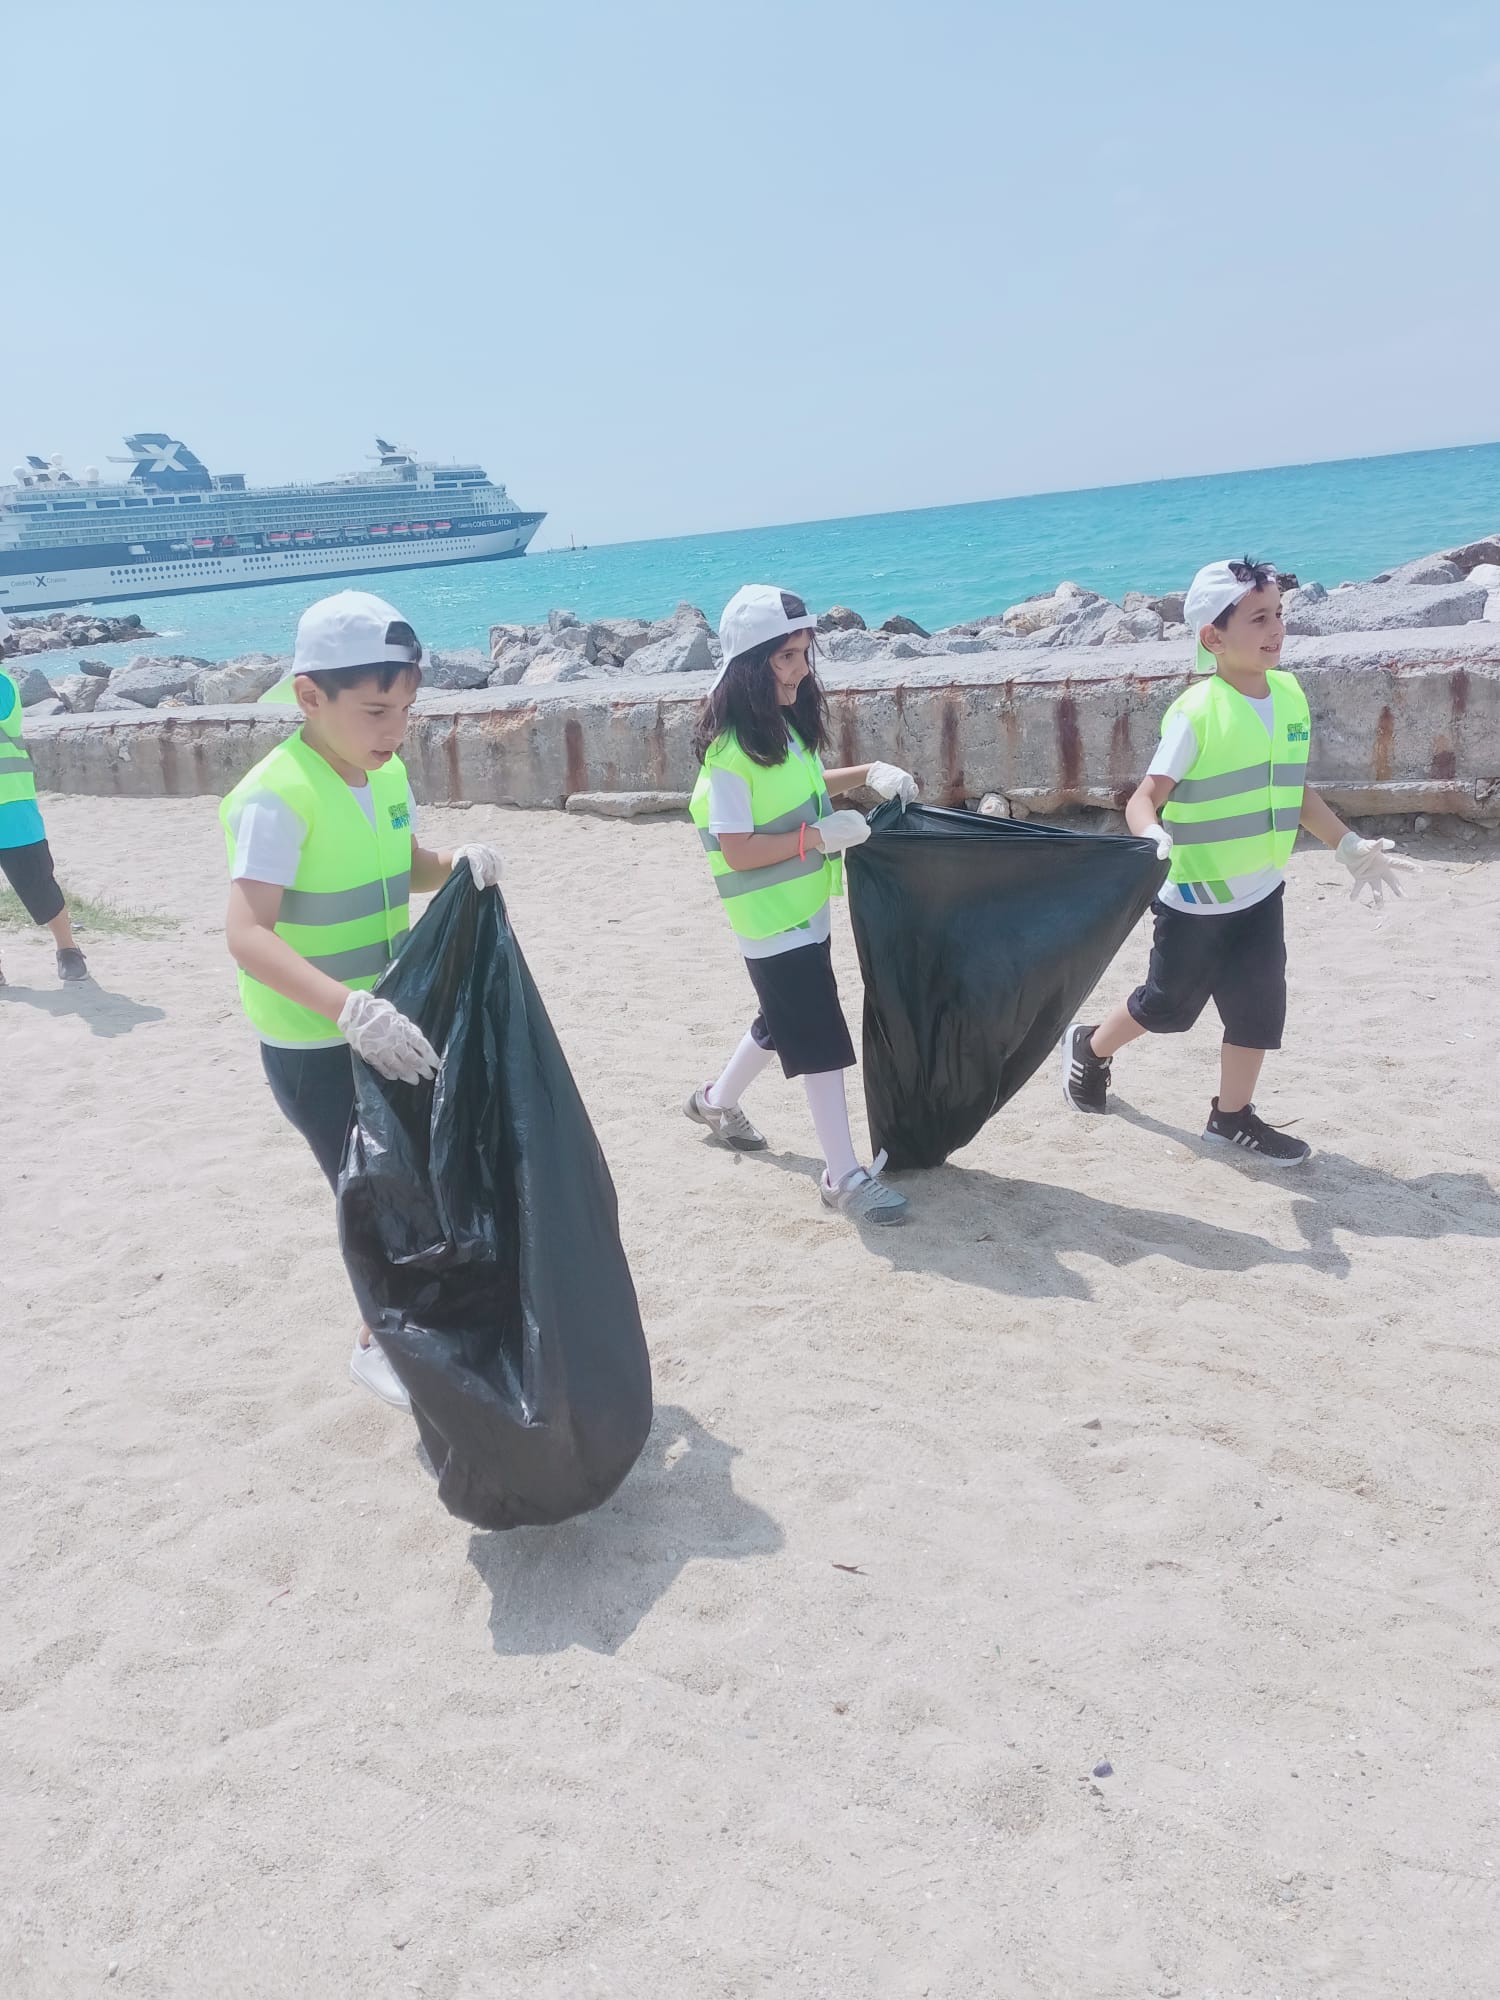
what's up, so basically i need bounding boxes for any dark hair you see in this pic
[1214,556,1277,629]
[298,662,424,698]
[691,595,827,766]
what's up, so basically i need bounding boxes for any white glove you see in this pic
[1141,821,1174,862]
[452,843,503,890]
[1336,832,1418,907]
[865,761,919,808]
[338,990,440,1084]
[813,810,872,856]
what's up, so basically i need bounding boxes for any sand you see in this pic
[3,794,1499,2000]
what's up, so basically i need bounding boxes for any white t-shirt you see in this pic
[226,780,418,1047]
[706,761,833,961]
[1149,693,1284,916]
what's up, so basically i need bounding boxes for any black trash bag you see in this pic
[337,871,652,1529]
[846,802,1167,1170]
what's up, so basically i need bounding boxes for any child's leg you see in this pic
[259,1042,357,1190]
[1218,1046,1267,1115]
[1090,1001,1148,1061]
[0,838,76,957]
[45,907,78,951]
[707,1027,775,1109]
[1212,887,1287,1114]
[801,1069,860,1185]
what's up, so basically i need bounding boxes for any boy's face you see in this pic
[295,668,421,772]
[1202,583,1284,676]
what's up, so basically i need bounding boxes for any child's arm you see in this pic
[411,843,455,893]
[411,841,504,892]
[1124,775,1176,859]
[226,879,351,1023]
[1299,786,1417,904]
[1297,786,1351,847]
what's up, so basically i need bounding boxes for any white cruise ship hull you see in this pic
[0,521,540,615]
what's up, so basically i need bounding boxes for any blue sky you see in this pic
[7,0,1496,546]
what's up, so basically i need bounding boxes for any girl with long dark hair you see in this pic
[686,585,918,1225]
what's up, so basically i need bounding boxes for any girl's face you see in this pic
[770,630,813,704]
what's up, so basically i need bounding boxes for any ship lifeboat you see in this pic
[192,537,214,550]
[411,522,429,533]
[434,521,451,532]
[369,525,388,536]
[391,523,410,535]
[294,530,315,542]
[267,531,290,543]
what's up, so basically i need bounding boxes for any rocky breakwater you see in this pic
[1,610,156,658]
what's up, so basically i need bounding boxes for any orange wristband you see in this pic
[799,822,807,862]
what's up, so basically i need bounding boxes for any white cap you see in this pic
[1183,558,1278,673]
[713,584,816,689]
[291,590,422,677]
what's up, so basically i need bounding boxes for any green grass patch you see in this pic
[0,887,178,937]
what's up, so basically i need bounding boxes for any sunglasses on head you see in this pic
[1228,557,1275,588]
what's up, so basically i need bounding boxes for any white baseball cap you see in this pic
[291,590,422,677]
[713,584,816,689]
[1183,558,1279,673]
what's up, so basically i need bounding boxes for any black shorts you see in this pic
[0,839,66,927]
[743,936,856,1079]
[1127,884,1287,1049]
[260,1042,357,1190]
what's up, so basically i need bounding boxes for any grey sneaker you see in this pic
[685,1086,767,1152]
[57,947,89,983]
[820,1164,909,1226]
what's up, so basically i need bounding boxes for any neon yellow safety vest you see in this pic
[689,728,842,941]
[220,729,413,1043]
[1161,670,1311,905]
[0,671,39,811]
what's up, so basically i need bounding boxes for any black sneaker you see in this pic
[56,947,89,983]
[1061,1022,1111,1114]
[1202,1098,1311,1167]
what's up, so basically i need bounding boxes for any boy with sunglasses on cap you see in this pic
[222,590,502,1408]
[1062,558,1413,1164]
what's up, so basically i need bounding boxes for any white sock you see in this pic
[802,1069,860,1186]
[707,1032,775,1110]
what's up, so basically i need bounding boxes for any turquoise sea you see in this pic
[34,441,1500,670]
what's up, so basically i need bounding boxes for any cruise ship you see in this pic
[0,435,546,613]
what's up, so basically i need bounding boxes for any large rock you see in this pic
[423,647,491,691]
[878,614,929,638]
[1468,563,1500,592]
[24,696,67,719]
[1282,581,1488,636]
[626,602,715,677]
[108,656,210,706]
[817,605,866,632]
[11,629,55,657]
[489,624,538,686]
[818,628,890,665]
[51,673,103,714]
[1028,597,1133,648]
[93,688,148,712]
[79,657,113,677]
[521,647,594,686]
[588,617,651,667]
[547,608,582,635]
[1444,536,1500,576]
[1372,553,1462,586]
[195,655,289,705]
[1120,605,1165,642]
[1002,581,1101,637]
[1146,590,1186,625]
[16,666,56,706]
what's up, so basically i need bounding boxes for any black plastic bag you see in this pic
[846,802,1167,1170]
[337,872,652,1529]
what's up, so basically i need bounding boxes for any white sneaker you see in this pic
[349,1335,411,1411]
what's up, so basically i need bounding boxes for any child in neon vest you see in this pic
[0,613,89,986]
[1062,558,1414,1164]
[687,585,919,1225]
[222,591,502,1409]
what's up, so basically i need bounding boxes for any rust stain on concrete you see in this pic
[564,717,589,796]
[940,696,965,802]
[1055,693,1082,790]
[1373,705,1395,785]
[1452,668,1470,720]
[1431,736,1456,782]
[1108,712,1134,787]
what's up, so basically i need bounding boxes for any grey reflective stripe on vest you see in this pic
[1171,758,1308,805]
[699,799,824,854]
[0,749,34,777]
[714,851,828,899]
[278,871,412,925]
[1171,804,1304,846]
[303,935,408,981]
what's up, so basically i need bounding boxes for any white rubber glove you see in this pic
[865,761,919,808]
[452,843,503,890]
[813,810,873,856]
[338,990,440,1083]
[1336,832,1417,906]
[1141,822,1174,862]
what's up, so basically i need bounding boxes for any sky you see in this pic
[6,0,1497,548]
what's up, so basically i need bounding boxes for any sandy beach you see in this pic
[4,794,1499,2000]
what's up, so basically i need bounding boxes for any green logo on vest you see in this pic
[389,803,411,831]
[1286,722,1309,742]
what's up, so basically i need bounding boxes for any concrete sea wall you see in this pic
[25,628,1500,823]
